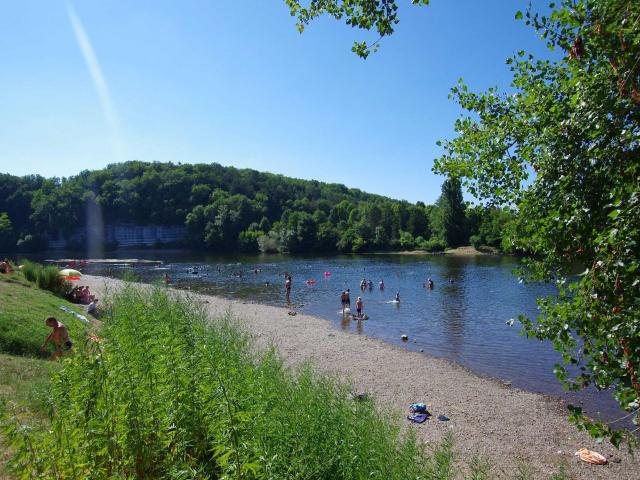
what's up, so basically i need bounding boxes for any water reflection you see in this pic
[439,259,467,358]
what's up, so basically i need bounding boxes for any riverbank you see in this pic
[374,246,495,256]
[82,275,638,479]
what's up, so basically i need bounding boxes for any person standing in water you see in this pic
[285,274,292,302]
[340,291,348,314]
[345,289,351,309]
[427,278,434,290]
[355,296,364,318]
[395,292,400,303]
[379,280,385,290]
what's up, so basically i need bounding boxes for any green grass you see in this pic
[3,284,447,479]
[0,354,57,419]
[0,353,59,479]
[0,271,88,357]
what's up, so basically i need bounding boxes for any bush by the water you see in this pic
[20,260,71,297]
[418,238,447,253]
[4,285,452,479]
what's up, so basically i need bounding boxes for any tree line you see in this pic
[0,161,513,254]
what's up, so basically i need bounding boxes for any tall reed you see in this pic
[20,259,38,283]
[19,259,71,296]
[4,284,450,479]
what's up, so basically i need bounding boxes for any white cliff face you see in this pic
[47,224,188,249]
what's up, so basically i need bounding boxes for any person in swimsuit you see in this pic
[285,274,292,302]
[345,289,351,308]
[355,297,363,318]
[340,291,348,314]
[40,317,72,360]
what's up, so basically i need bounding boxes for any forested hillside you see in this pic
[0,161,512,253]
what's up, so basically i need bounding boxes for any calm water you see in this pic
[39,250,626,422]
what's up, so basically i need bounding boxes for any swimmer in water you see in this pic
[427,278,434,290]
[379,279,384,290]
[395,292,400,303]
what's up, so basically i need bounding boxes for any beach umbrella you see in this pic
[59,268,82,281]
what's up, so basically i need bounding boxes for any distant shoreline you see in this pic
[373,246,497,256]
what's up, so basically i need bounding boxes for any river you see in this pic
[38,250,627,424]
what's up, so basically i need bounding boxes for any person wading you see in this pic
[285,274,292,303]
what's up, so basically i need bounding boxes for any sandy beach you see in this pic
[82,275,639,479]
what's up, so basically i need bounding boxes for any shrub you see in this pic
[20,259,38,283]
[398,231,415,250]
[4,285,441,479]
[419,237,447,253]
[238,229,263,253]
[19,260,71,297]
[257,230,279,253]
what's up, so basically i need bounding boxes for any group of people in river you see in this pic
[340,289,367,319]
[359,278,386,291]
[281,271,438,320]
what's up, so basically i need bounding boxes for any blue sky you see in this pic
[0,1,549,204]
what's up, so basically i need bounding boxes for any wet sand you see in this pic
[83,275,638,479]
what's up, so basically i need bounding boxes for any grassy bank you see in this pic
[0,271,88,357]
[0,270,83,478]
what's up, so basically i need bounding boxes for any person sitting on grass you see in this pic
[40,317,72,360]
[87,298,99,316]
[0,259,13,274]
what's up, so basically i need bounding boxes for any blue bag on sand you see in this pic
[407,413,429,424]
[409,403,427,413]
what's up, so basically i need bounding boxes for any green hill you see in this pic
[0,161,512,253]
